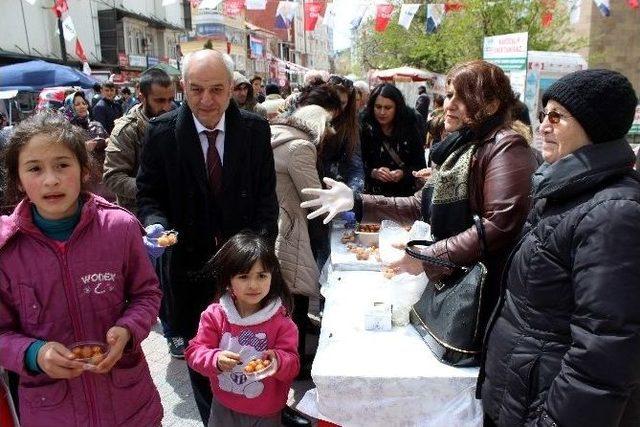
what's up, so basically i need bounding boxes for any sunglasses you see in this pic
[538,109,572,124]
[329,75,354,90]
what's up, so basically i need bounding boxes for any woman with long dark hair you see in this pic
[360,83,426,197]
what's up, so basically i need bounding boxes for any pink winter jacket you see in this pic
[186,294,299,417]
[0,194,163,427]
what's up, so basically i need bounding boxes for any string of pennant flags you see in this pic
[21,0,640,66]
[166,0,638,32]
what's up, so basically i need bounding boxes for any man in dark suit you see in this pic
[136,49,279,425]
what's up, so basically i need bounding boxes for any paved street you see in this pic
[142,320,316,427]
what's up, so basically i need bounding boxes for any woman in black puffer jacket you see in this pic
[480,69,640,427]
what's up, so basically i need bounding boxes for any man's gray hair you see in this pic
[181,50,235,82]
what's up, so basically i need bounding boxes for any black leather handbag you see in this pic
[407,215,488,367]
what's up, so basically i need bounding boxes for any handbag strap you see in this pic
[381,138,406,169]
[473,214,488,257]
[405,214,488,269]
[405,240,459,270]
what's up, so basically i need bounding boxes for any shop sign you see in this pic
[129,54,147,67]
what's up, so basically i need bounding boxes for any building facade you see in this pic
[572,0,640,93]
[0,0,189,75]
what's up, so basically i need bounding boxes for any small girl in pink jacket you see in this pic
[185,231,299,426]
[0,112,162,426]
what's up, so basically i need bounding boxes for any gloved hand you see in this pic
[300,177,354,225]
[143,223,165,260]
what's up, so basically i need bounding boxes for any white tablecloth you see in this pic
[300,268,483,426]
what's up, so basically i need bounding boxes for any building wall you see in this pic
[0,1,187,67]
[0,1,102,64]
[573,1,640,93]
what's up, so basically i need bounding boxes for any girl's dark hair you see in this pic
[296,84,342,114]
[2,111,89,204]
[446,60,517,131]
[205,231,293,315]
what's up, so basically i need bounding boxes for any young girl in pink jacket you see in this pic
[0,112,162,426]
[185,231,299,426]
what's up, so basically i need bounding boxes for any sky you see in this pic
[329,0,378,52]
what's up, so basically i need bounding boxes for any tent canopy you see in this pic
[372,66,435,82]
[147,63,181,77]
[0,60,98,91]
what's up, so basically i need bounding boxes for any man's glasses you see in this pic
[538,109,572,124]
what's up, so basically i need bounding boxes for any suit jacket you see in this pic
[137,101,278,337]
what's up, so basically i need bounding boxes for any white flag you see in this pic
[275,1,298,29]
[350,3,370,30]
[567,0,582,24]
[61,15,77,42]
[162,0,178,5]
[593,0,610,16]
[426,4,445,33]
[82,62,92,76]
[198,0,222,10]
[245,0,267,10]
[322,3,336,28]
[398,4,420,30]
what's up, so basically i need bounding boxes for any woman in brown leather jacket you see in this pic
[302,60,538,332]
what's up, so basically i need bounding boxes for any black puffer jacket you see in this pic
[480,141,640,427]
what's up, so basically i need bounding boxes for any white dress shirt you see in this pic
[193,113,226,167]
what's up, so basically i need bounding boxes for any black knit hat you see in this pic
[542,69,638,144]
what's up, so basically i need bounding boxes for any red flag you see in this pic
[75,39,87,63]
[374,4,394,32]
[541,0,555,27]
[223,0,244,17]
[629,0,639,9]
[304,2,323,31]
[444,2,463,12]
[52,0,68,17]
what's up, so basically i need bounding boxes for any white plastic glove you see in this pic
[300,177,354,225]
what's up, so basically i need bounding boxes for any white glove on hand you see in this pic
[300,177,354,225]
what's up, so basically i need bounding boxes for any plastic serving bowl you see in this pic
[355,224,380,247]
[148,230,179,247]
[69,341,108,365]
[242,356,278,381]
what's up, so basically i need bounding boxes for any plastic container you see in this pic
[69,341,108,365]
[242,356,278,381]
[391,304,412,327]
[148,230,179,247]
[355,224,380,247]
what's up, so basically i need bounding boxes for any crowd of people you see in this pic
[0,47,639,427]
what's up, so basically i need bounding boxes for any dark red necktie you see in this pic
[204,130,223,198]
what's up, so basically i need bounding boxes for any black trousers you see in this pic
[483,413,498,427]
[188,366,213,426]
[292,294,310,360]
[154,249,180,338]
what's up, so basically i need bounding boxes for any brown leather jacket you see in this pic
[360,125,538,324]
